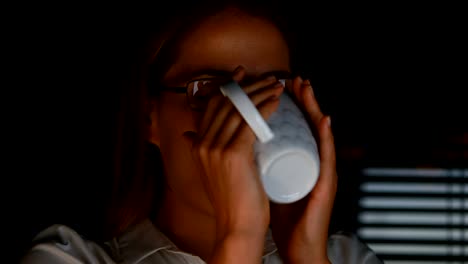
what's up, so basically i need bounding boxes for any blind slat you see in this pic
[357,167,468,262]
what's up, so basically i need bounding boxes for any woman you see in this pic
[21,1,382,263]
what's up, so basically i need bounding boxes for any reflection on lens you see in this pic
[187,79,218,110]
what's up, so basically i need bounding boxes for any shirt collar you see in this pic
[106,218,278,262]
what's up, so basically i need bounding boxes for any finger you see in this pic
[232,65,246,82]
[202,97,235,147]
[198,66,245,97]
[311,116,337,201]
[211,107,245,149]
[231,96,281,148]
[197,66,247,136]
[301,79,324,127]
[214,84,283,148]
[291,75,303,99]
[242,76,278,94]
[247,80,284,101]
[204,80,283,147]
[252,84,283,121]
[200,67,280,145]
[197,93,226,138]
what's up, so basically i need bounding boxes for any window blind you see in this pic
[357,168,468,263]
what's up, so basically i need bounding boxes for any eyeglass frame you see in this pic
[158,71,294,111]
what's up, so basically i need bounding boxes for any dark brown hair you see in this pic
[106,0,299,238]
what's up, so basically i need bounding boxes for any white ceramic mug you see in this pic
[220,81,320,204]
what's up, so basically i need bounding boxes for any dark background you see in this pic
[8,2,466,262]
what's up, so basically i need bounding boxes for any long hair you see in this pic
[106,0,298,239]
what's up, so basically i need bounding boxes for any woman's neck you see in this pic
[154,190,216,261]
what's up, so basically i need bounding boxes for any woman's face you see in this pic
[150,7,290,215]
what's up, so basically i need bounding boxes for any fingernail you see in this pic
[305,79,315,95]
[327,116,332,127]
[273,81,284,88]
[233,65,244,75]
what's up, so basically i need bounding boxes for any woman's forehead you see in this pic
[163,10,290,84]
[182,11,288,60]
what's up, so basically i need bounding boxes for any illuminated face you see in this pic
[150,7,290,216]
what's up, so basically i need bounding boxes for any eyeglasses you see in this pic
[160,75,292,111]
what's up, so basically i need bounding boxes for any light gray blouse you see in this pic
[21,219,383,264]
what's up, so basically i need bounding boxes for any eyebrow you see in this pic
[183,68,292,82]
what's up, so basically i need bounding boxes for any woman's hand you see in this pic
[270,76,337,264]
[183,66,284,263]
